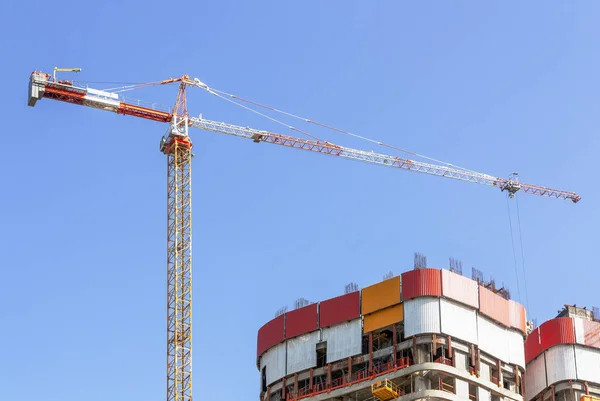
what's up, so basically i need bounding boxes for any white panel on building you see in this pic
[456,378,469,400]
[575,345,600,382]
[454,350,468,370]
[322,319,362,363]
[546,345,577,384]
[404,297,440,337]
[440,298,478,345]
[287,331,319,375]
[477,315,509,363]
[478,388,491,401]
[574,318,585,344]
[479,362,491,381]
[441,269,479,309]
[525,354,547,401]
[260,342,287,386]
[507,329,525,368]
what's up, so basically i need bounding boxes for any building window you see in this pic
[469,383,478,401]
[316,343,327,368]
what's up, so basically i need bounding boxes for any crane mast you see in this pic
[26,69,581,401]
[162,80,193,401]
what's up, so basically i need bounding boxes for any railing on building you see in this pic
[434,356,453,367]
[282,354,469,401]
[433,377,455,394]
[286,358,412,401]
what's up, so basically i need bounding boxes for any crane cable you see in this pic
[206,80,535,311]
[74,80,165,93]
[87,77,482,174]
[204,86,481,174]
[506,194,530,312]
[506,195,522,303]
[89,76,533,312]
[515,194,530,312]
[78,79,326,142]
[202,88,326,142]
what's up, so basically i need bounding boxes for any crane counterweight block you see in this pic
[28,71,173,123]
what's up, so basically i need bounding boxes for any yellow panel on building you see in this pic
[361,276,401,315]
[363,304,404,333]
[581,397,600,401]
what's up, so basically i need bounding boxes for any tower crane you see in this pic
[26,69,581,401]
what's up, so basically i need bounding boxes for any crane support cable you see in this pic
[73,79,169,93]
[199,85,480,174]
[201,86,326,142]
[190,83,580,203]
[103,80,166,93]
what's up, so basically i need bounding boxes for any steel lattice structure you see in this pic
[164,136,193,401]
[191,118,580,202]
[163,80,194,401]
[26,69,581,401]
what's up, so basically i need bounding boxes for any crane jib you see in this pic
[27,71,581,203]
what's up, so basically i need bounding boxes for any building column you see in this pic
[293,373,298,398]
[392,324,397,365]
[282,377,286,400]
[412,336,417,364]
[497,359,503,385]
[347,357,352,382]
[368,332,373,374]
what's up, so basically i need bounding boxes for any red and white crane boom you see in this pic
[28,71,581,203]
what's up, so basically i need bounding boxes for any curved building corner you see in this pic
[524,305,600,401]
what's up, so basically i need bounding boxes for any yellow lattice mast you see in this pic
[162,79,193,401]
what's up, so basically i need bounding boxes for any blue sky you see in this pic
[1,1,598,400]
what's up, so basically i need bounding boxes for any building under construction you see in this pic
[256,267,528,401]
[525,305,600,401]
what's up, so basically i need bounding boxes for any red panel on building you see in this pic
[401,268,442,301]
[524,327,541,364]
[285,303,318,339]
[540,317,575,352]
[319,291,360,328]
[257,315,285,357]
[478,286,510,327]
[508,300,527,334]
[583,320,600,348]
